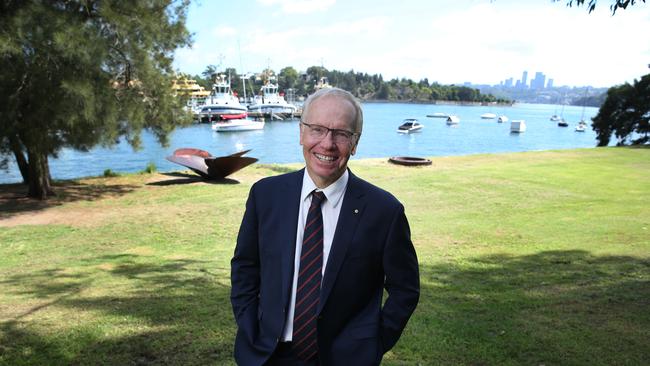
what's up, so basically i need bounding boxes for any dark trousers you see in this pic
[264,342,319,366]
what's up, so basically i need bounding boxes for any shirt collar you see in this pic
[301,169,349,208]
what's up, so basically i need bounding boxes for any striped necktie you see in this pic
[293,190,326,361]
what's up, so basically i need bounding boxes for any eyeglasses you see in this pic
[301,122,358,145]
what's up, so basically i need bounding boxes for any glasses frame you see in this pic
[300,121,359,145]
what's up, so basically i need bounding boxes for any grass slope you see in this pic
[0,147,648,365]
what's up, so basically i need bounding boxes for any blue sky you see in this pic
[173,0,650,88]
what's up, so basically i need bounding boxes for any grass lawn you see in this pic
[0,147,648,365]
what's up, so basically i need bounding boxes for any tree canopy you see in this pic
[592,73,650,146]
[0,0,192,199]
[557,0,646,14]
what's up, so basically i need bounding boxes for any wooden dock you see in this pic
[248,110,302,120]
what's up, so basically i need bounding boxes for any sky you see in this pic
[173,0,650,88]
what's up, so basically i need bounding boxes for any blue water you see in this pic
[0,103,601,184]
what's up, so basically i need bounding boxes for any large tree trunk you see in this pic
[26,148,54,200]
[9,134,30,184]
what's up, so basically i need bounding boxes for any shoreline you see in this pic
[360,99,515,106]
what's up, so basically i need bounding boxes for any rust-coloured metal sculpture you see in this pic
[166,148,258,179]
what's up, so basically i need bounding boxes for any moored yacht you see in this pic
[211,118,265,132]
[446,115,460,125]
[397,119,423,133]
[480,113,497,119]
[510,119,526,133]
[575,120,587,132]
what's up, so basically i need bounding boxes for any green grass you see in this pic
[1,147,648,365]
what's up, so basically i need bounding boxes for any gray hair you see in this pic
[301,87,364,136]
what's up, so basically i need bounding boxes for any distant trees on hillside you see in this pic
[192,66,510,104]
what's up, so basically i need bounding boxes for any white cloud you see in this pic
[257,0,336,14]
[211,26,237,38]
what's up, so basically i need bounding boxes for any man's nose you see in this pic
[320,131,337,148]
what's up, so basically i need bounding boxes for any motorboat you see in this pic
[446,115,460,125]
[550,114,561,122]
[575,120,587,132]
[510,120,526,133]
[497,115,509,123]
[212,118,265,132]
[397,119,423,133]
[558,119,569,127]
[198,74,248,123]
[247,76,297,118]
[426,112,448,118]
[480,113,497,119]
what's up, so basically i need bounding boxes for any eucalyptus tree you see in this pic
[557,0,646,14]
[592,74,650,146]
[0,0,192,199]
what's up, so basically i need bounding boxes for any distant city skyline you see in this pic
[174,1,650,88]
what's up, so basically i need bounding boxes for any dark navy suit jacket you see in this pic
[231,169,420,365]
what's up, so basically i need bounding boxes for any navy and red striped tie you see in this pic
[293,190,326,361]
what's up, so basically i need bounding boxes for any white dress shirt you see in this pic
[281,169,349,341]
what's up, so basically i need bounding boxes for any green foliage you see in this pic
[257,65,507,103]
[142,162,157,174]
[592,73,650,146]
[103,169,119,177]
[0,0,192,198]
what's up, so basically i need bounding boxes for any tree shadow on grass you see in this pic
[0,181,139,219]
[389,250,650,366]
[0,254,236,365]
[3,250,648,365]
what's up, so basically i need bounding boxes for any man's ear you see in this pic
[299,124,304,146]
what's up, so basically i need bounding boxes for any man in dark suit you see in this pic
[231,87,420,365]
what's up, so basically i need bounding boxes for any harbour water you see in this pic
[1,102,601,184]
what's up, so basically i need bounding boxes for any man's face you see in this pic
[300,95,358,188]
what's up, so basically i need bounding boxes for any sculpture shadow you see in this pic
[146,172,239,186]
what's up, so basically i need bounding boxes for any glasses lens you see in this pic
[332,130,352,144]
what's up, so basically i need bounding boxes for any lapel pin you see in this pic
[354,209,359,214]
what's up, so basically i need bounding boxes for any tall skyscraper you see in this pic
[520,71,528,89]
[546,78,554,88]
[531,72,546,89]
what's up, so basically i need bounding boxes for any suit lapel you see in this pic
[280,169,304,310]
[318,171,366,313]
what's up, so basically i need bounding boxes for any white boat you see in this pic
[550,114,561,122]
[211,118,265,132]
[198,74,248,123]
[397,119,423,133]
[575,120,587,132]
[510,120,526,133]
[480,113,497,119]
[446,115,460,125]
[426,112,448,118]
[497,115,509,123]
[247,76,297,117]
